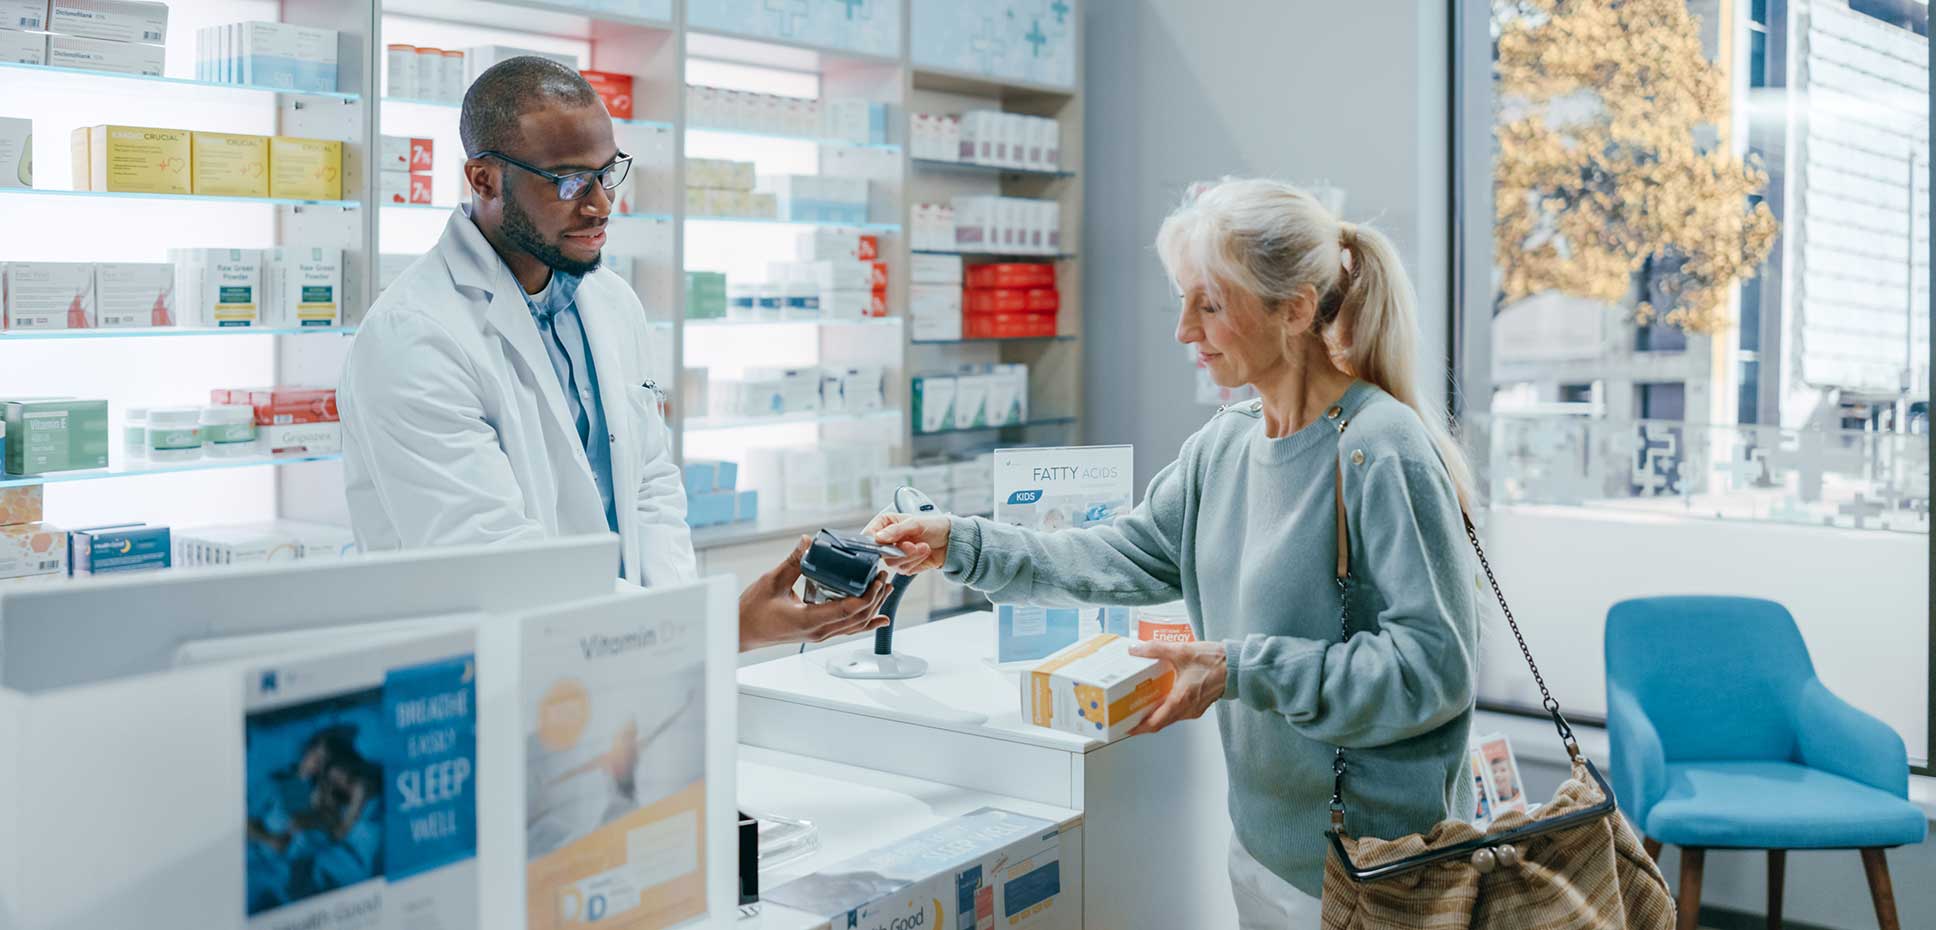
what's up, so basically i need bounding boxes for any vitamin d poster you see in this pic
[243,632,478,930]
[992,445,1134,664]
[524,585,709,930]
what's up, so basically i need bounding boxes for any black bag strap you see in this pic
[1327,416,1580,830]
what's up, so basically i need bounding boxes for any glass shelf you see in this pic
[915,416,1077,437]
[0,188,359,209]
[912,249,1074,261]
[686,215,900,232]
[0,59,361,101]
[381,97,673,130]
[911,158,1073,179]
[686,124,899,151]
[0,326,355,341]
[382,204,674,223]
[676,317,900,329]
[0,452,343,489]
[912,334,1073,346]
[684,409,901,431]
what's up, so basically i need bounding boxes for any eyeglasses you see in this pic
[479,150,632,201]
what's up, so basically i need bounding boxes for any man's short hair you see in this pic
[459,56,603,158]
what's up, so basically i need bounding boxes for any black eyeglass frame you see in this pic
[478,149,632,201]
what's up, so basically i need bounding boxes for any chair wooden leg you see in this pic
[1675,847,1706,930]
[1644,836,1662,863]
[1861,848,1902,930]
[1766,849,1785,930]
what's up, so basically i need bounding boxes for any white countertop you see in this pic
[737,745,1083,928]
[737,611,1101,754]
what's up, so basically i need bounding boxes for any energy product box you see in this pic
[268,135,342,201]
[0,522,66,580]
[765,808,1072,930]
[2,398,110,474]
[3,261,95,330]
[1022,634,1175,741]
[911,373,956,435]
[0,28,45,65]
[992,445,1136,664]
[579,69,633,120]
[69,523,170,574]
[74,124,190,194]
[49,0,167,44]
[243,632,478,930]
[523,586,710,930]
[189,131,269,197]
[95,261,175,328]
[47,33,162,74]
[265,246,341,327]
[235,21,338,93]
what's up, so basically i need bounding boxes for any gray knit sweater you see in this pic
[943,380,1479,896]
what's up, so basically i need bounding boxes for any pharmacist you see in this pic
[341,57,888,650]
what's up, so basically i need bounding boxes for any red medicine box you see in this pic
[580,70,635,120]
[248,387,339,426]
[965,262,1055,290]
[409,137,434,172]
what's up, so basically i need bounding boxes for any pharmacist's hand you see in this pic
[866,513,950,574]
[738,536,891,651]
[1125,641,1227,736]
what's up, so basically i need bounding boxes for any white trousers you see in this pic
[1228,835,1323,929]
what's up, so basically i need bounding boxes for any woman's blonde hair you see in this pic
[1155,177,1474,511]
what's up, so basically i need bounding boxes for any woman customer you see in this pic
[870,178,1481,925]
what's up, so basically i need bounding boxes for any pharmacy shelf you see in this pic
[383,0,675,35]
[911,66,1077,100]
[0,188,360,209]
[913,416,1078,438]
[0,326,355,341]
[685,28,902,71]
[691,505,879,550]
[910,158,1074,179]
[0,452,344,490]
[685,215,901,232]
[686,124,899,151]
[911,334,1074,346]
[381,97,673,131]
[0,60,363,102]
[683,409,902,432]
[911,249,1075,261]
[679,317,901,329]
[381,203,674,223]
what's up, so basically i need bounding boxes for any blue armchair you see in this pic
[1606,596,1925,930]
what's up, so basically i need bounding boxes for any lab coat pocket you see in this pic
[625,383,673,453]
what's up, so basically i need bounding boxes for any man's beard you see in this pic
[502,190,602,277]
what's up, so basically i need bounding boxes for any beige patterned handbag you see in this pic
[1318,437,1675,930]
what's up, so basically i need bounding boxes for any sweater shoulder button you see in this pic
[1350,449,1366,466]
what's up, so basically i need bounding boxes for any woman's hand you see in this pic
[1126,641,1228,736]
[866,513,951,574]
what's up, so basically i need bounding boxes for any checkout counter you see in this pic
[735,612,1243,929]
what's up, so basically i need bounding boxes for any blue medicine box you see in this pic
[714,460,739,491]
[682,460,717,495]
[735,489,759,523]
[70,523,172,575]
[687,491,737,528]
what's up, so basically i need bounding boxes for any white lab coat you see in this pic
[340,206,696,587]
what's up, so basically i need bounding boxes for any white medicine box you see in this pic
[0,117,29,189]
[1022,634,1175,742]
[0,28,45,65]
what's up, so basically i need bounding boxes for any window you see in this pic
[1458,0,1930,770]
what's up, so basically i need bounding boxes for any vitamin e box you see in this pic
[1021,633,1175,742]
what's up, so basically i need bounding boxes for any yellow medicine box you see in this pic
[268,135,342,201]
[191,132,269,198]
[72,125,191,195]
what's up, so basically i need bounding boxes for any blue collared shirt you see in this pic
[522,271,619,535]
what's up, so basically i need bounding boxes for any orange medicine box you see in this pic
[1021,634,1175,742]
[579,70,634,120]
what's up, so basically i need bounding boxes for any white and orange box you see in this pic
[1021,633,1174,742]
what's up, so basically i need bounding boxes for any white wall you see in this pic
[1080,0,1451,489]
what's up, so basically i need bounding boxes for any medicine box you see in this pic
[952,372,990,430]
[49,0,167,45]
[0,28,44,65]
[0,485,41,525]
[0,523,67,581]
[261,420,340,455]
[795,229,878,263]
[911,253,963,285]
[685,490,736,528]
[247,387,338,425]
[766,807,1072,930]
[2,398,110,475]
[235,21,338,93]
[735,490,758,522]
[684,271,726,319]
[70,523,171,575]
[0,116,27,188]
[268,135,341,201]
[912,374,957,435]
[172,248,261,328]
[75,124,190,194]
[190,131,269,197]
[1022,634,1175,741]
[3,262,95,330]
[1,0,45,30]
[464,44,577,84]
[265,247,341,328]
[580,69,633,120]
[95,262,175,328]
